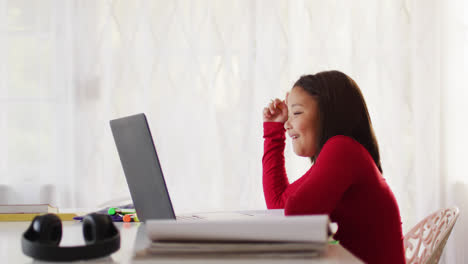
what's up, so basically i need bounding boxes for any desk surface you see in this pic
[0,221,363,263]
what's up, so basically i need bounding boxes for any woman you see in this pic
[262,71,405,263]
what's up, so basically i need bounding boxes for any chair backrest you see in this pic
[404,207,459,264]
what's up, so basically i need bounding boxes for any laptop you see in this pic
[110,113,280,222]
[110,113,176,222]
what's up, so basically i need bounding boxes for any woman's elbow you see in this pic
[265,195,286,209]
[284,195,302,215]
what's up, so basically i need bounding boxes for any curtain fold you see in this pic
[1,0,466,262]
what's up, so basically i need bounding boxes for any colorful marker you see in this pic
[123,214,139,222]
[108,207,136,216]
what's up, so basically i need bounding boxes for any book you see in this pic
[0,204,58,214]
[135,241,322,259]
[0,213,78,222]
[146,241,324,254]
[143,215,330,257]
[146,215,329,243]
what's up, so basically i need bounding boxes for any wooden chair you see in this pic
[404,207,459,264]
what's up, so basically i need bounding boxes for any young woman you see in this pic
[262,71,405,263]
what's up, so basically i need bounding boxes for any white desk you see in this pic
[0,221,363,263]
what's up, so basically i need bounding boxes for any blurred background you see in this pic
[0,0,467,262]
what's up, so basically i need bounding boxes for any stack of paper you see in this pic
[141,215,329,258]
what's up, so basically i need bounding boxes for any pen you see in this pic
[108,207,136,216]
[73,214,124,222]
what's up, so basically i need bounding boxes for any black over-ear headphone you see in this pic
[22,213,120,261]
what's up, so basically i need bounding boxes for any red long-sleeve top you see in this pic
[263,122,405,263]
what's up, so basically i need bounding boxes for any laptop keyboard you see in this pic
[176,214,206,221]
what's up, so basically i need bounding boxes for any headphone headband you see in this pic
[21,213,120,261]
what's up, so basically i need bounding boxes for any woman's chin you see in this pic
[293,148,315,158]
[293,149,307,157]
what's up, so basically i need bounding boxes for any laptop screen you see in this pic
[110,113,176,222]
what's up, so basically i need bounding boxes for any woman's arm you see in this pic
[262,95,309,208]
[262,122,309,208]
[262,122,288,208]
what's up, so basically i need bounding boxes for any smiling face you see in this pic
[284,86,320,157]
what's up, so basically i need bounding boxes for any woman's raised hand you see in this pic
[263,97,288,123]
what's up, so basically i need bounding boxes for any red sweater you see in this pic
[263,122,405,263]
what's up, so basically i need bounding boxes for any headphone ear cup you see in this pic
[82,213,116,245]
[29,214,62,246]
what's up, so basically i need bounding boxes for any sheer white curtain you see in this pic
[1,0,467,262]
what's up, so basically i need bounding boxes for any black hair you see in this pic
[293,70,382,173]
